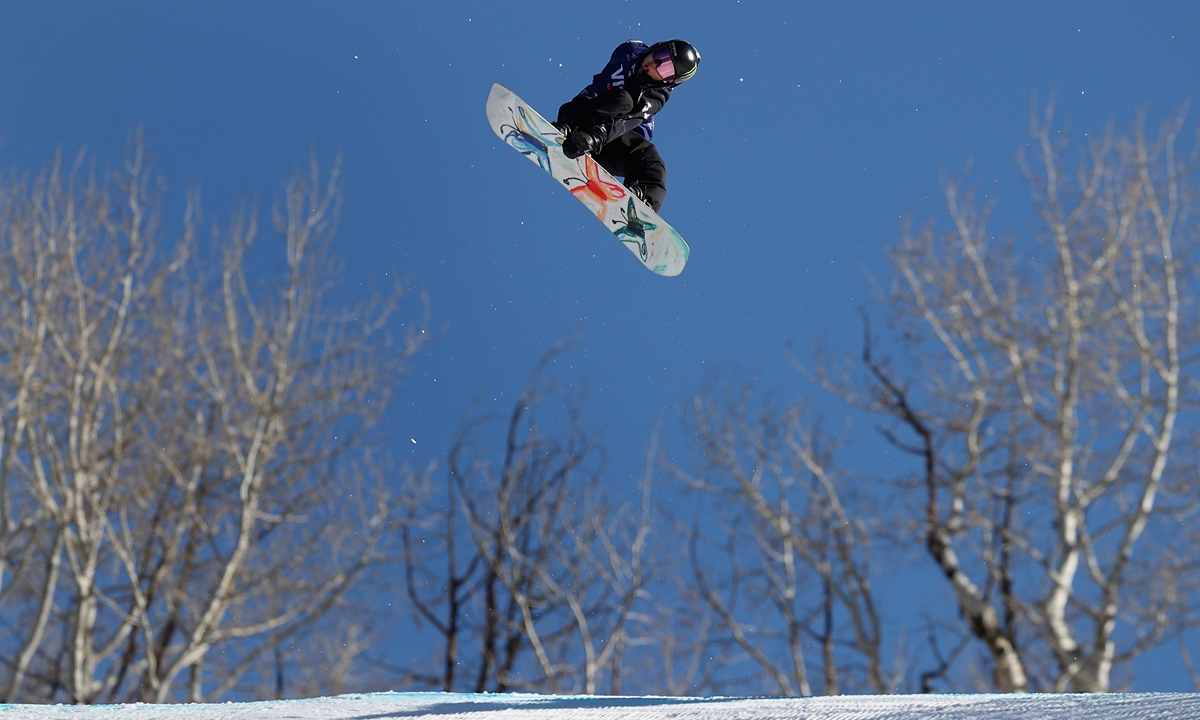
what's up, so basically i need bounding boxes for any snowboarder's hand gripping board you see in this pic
[486,83,690,277]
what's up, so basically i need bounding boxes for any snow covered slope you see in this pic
[1,692,1198,719]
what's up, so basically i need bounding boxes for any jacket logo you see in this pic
[610,65,625,88]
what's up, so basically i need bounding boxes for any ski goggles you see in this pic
[646,47,677,82]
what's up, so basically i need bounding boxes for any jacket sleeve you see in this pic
[599,84,671,140]
[633,84,671,118]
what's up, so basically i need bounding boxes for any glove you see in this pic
[627,183,653,207]
[562,128,605,159]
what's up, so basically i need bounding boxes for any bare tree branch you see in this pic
[0,141,426,703]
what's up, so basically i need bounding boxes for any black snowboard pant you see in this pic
[558,89,667,212]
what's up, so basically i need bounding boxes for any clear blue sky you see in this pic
[4,0,1200,691]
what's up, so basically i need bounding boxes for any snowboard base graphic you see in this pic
[486,83,690,276]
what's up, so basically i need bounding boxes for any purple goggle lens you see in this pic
[649,47,676,80]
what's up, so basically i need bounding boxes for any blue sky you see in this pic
[4,0,1200,692]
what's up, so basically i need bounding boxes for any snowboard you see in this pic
[486,83,690,277]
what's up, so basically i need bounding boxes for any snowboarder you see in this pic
[555,39,700,213]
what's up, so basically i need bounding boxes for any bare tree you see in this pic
[1172,491,1200,690]
[674,377,894,696]
[0,140,426,703]
[402,339,656,695]
[827,104,1200,692]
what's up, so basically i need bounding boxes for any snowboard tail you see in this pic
[486,83,689,276]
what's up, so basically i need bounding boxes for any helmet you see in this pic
[641,40,701,86]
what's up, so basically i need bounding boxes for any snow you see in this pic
[0,692,1197,720]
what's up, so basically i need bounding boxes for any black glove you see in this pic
[562,128,605,159]
[627,183,651,205]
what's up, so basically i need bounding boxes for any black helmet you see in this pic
[641,39,701,86]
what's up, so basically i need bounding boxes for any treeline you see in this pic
[397,106,1200,697]
[2,107,1200,702]
[0,143,425,702]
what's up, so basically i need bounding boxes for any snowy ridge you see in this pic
[0,692,1197,719]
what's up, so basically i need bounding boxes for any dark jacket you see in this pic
[575,40,672,141]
